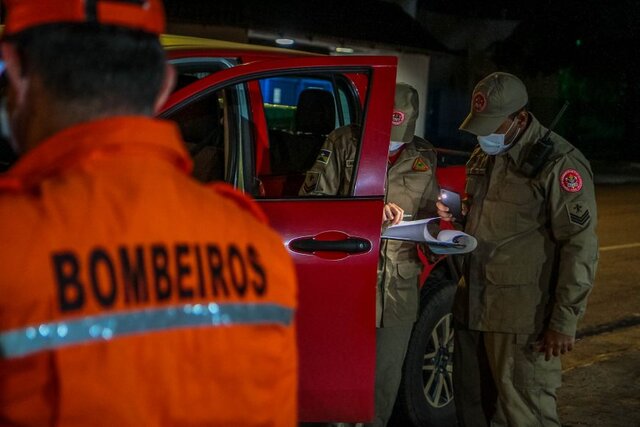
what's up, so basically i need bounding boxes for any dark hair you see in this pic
[8,23,166,115]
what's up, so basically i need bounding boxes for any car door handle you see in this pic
[289,237,371,254]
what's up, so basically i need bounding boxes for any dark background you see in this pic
[2,0,637,161]
[163,0,640,162]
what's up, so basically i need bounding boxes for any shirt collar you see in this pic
[3,116,191,189]
[390,138,422,166]
[505,113,544,165]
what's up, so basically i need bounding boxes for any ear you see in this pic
[1,43,30,104]
[517,109,529,127]
[153,63,176,113]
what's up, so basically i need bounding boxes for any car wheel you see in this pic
[394,276,457,427]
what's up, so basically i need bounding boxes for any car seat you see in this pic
[269,89,336,175]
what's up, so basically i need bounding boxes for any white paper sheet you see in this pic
[381,217,477,255]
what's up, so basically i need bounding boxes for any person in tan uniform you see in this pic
[437,72,598,427]
[299,123,360,196]
[301,83,440,426]
[0,1,297,425]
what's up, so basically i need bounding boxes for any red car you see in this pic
[0,34,466,426]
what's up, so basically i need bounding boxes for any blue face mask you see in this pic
[477,120,519,155]
[389,141,405,152]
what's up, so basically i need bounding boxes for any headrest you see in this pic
[295,89,335,135]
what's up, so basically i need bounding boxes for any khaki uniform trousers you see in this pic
[453,326,562,427]
[368,324,414,427]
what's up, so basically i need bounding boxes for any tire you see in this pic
[393,275,457,427]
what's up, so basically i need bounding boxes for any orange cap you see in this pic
[2,0,166,37]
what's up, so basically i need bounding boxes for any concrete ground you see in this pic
[559,325,640,427]
[557,183,640,427]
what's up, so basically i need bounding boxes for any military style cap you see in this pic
[459,72,528,136]
[391,82,419,143]
[2,0,166,38]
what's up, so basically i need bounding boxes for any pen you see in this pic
[403,214,412,219]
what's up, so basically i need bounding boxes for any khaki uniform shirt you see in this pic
[378,141,439,327]
[455,113,598,336]
[299,125,359,196]
[299,125,439,327]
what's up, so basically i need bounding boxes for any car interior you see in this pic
[166,71,364,199]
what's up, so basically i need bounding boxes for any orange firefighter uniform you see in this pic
[0,117,298,426]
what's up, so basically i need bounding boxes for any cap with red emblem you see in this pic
[459,72,528,137]
[2,0,165,38]
[391,82,419,143]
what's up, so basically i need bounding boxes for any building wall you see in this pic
[360,50,430,138]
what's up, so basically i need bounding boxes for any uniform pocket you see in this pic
[513,334,562,389]
[389,262,421,322]
[483,264,542,333]
[499,181,538,206]
[397,262,420,280]
[403,172,431,194]
[394,262,421,294]
[485,263,538,286]
[484,181,543,240]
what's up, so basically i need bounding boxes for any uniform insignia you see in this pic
[302,172,320,194]
[472,92,487,113]
[392,110,405,126]
[346,159,354,168]
[316,149,332,165]
[560,169,583,193]
[412,157,429,172]
[566,202,591,226]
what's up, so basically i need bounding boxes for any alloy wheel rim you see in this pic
[422,313,454,408]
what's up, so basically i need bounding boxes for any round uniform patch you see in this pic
[472,92,487,113]
[560,169,583,192]
[392,110,405,126]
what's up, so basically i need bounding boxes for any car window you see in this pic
[255,73,367,199]
[260,76,356,131]
[164,70,369,200]
[167,90,228,182]
[164,82,249,188]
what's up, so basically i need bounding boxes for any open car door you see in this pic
[160,55,397,422]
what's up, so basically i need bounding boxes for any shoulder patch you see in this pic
[412,157,429,172]
[301,171,320,194]
[208,182,268,224]
[560,169,583,193]
[566,201,591,227]
[316,149,332,165]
